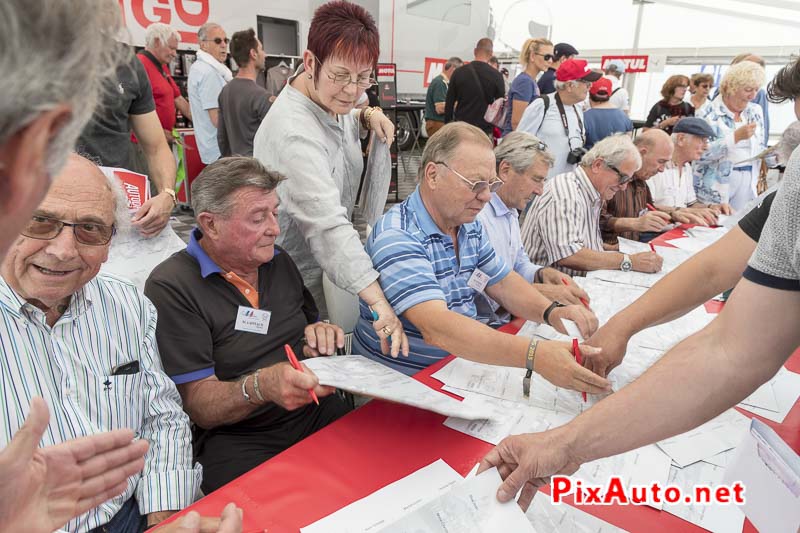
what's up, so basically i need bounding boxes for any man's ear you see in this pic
[0,105,72,216]
[497,160,512,181]
[422,161,439,190]
[196,212,220,239]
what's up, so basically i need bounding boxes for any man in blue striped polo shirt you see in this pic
[353,122,610,397]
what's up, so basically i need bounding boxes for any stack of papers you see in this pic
[526,494,628,532]
[655,410,750,468]
[303,355,498,420]
[737,366,800,423]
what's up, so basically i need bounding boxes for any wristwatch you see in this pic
[620,253,633,272]
[542,300,565,327]
[161,187,178,207]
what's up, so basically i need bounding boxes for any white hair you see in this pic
[198,22,222,42]
[0,0,124,177]
[555,80,577,91]
[582,133,642,170]
[494,131,554,172]
[145,22,180,49]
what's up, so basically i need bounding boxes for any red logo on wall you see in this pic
[600,55,649,73]
[119,0,209,44]
[423,57,447,88]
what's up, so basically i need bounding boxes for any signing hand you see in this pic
[672,208,711,226]
[303,321,345,357]
[630,251,663,273]
[635,211,671,232]
[258,363,334,410]
[0,397,149,533]
[549,304,598,338]
[584,323,630,378]
[534,341,611,394]
[132,191,174,238]
[479,427,582,510]
[536,270,590,307]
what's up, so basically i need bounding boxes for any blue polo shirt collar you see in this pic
[186,228,281,278]
[408,187,446,237]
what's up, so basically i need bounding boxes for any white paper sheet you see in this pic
[662,461,746,533]
[526,493,629,533]
[378,468,536,533]
[101,223,187,290]
[656,409,750,468]
[302,355,497,420]
[300,459,463,533]
[723,419,800,533]
[430,357,530,405]
[736,366,800,423]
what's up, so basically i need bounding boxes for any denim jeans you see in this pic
[89,498,146,533]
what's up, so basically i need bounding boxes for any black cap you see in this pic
[554,43,579,60]
[673,117,716,138]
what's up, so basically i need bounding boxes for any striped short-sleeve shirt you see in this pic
[521,167,604,277]
[352,187,510,375]
[0,274,201,531]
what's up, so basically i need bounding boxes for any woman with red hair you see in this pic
[253,1,408,358]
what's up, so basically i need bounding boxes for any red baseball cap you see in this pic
[556,59,602,83]
[590,77,613,97]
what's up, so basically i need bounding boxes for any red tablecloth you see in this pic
[168,225,800,533]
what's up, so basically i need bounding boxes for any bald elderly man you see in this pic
[0,154,202,531]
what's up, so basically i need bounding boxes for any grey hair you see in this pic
[75,151,130,232]
[582,133,642,170]
[145,23,180,49]
[418,122,493,182]
[445,57,463,70]
[555,80,577,91]
[191,157,285,216]
[494,131,554,173]
[0,0,124,177]
[198,22,222,43]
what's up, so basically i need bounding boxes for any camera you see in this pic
[567,147,587,165]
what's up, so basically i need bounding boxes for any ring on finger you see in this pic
[382,326,392,336]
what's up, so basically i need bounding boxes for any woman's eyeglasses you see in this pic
[534,53,554,62]
[22,215,116,246]
[435,161,504,194]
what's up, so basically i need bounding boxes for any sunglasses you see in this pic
[604,162,634,185]
[203,37,229,45]
[435,161,504,194]
[22,215,116,246]
[535,53,554,62]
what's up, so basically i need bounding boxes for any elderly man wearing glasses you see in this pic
[0,153,201,530]
[475,131,590,327]
[521,134,662,276]
[352,123,609,397]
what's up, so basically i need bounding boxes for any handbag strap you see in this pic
[467,64,490,105]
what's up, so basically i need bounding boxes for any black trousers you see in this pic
[197,394,351,493]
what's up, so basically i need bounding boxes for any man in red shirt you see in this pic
[137,23,193,146]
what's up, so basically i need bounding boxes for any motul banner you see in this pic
[423,57,448,88]
[600,55,649,73]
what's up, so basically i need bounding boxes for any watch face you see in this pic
[621,260,632,272]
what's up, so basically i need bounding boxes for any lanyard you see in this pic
[554,92,585,143]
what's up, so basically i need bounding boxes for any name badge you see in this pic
[467,268,491,292]
[235,306,271,335]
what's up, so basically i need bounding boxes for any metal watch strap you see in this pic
[240,374,254,404]
[542,300,564,327]
[252,368,265,403]
[162,187,177,206]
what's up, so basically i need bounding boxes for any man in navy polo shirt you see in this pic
[145,157,350,493]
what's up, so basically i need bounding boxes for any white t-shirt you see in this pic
[517,93,585,178]
[730,119,753,166]
[647,161,697,208]
[604,75,630,113]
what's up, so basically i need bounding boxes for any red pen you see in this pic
[649,242,656,253]
[284,344,319,405]
[646,203,657,211]
[562,277,590,310]
[572,338,586,402]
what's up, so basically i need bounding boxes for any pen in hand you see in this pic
[284,344,319,406]
[562,277,590,310]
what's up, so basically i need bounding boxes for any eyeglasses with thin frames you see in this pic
[311,53,376,89]
[604,161,634,185]
[435,161,504,194]
[22,215,116,246]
